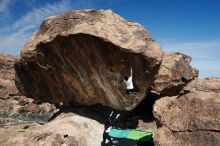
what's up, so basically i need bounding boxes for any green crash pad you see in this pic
[108,128,153,142]
[127,130,153,141]
[108,128,130,138]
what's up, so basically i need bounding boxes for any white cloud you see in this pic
[0,0,12,12]
[0,0,13,21]
[159,39,220,78]
[0,25,35,54]
[160,39,220,51]
[0,0,94,55]
[12,0,72,31]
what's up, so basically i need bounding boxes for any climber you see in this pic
[123,67,135,95]
[102,111,120,145]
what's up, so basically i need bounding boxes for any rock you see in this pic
[0,54,16,80]
[154,126,220,146]
[181,77,220,94]
[0,78,19,98]
[14,9,163,111]
[25,103,40,113]
[0,124,79,146]
[0,96,56,125]
[0,112,103,146]
[153,78,220,146]
[0,54,20,98]
[18,96,30,106]
[151,52,198,96]
[0,54,57,125]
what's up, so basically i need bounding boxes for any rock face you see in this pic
[153,78,220,146]
[151,52,198,96]
[14,10,163,111]
[0,113,103,146]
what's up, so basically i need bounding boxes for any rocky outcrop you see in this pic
[14,10,163,111]
[3,8,219,146]
[0,54,16,80]
[151,52,198,96]
[0,54,20,98]
[0,96,56,125]
[153,78,220,146]
[0,113,103,146]
[0,54,56,126]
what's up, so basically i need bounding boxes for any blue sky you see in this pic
[0,0,219,78]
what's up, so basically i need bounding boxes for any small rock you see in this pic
[25,103,40,113]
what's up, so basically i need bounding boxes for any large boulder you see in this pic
[0,112,103,146]
[151,52,198,96]
[14,10,163,111]
[153,78,220,146]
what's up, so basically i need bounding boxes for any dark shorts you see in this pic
[126,89,134,94]
[103,132,112,143]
